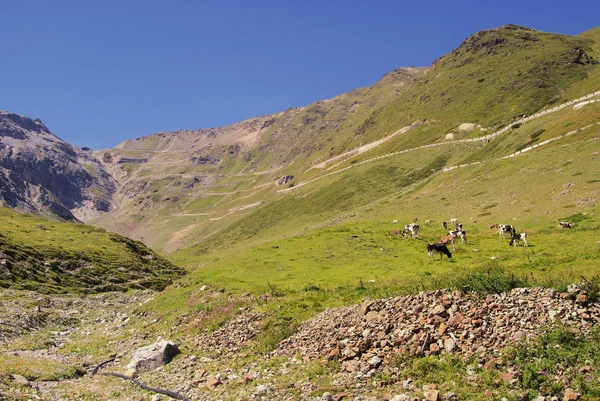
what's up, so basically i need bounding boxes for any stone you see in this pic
[443,338,456,352]
[484,358,497,370]
[126,340,180,376]
[563,389,581,401]
[390,395,412,401]
[518,391,530,401]
[431,304,446,315]
[205,377,221,388]
[361,300,374,315]
[12,375,29,386]
[322,392,333,401]
[424,389,440,401]
[368,356,382,366]
[448,313,464,327]
[501,371,519,385]
[256,384,268,394]
[151,395,162,401]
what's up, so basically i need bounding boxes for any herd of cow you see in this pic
[390,218,529,260]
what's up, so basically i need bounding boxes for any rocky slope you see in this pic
[2,285,598,400]
[0,111,116,221]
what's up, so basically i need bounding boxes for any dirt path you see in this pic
[278,90,600,194]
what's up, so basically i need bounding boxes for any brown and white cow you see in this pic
[437,233,457,251]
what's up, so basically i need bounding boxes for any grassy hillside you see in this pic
[92,25,600,255]
[0,207,185,293]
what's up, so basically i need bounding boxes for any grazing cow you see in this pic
[509,232,528,247]
[437,233,457,251]
[490,224,516,238]
[427,243,452,259]
[442,221,448,229]
[558,222,575,229]
[450,218,458,226]
[449,230,467,245]
[413,217,418,223]
[424,219,431,226]
[392,219,398,224]
[389,229,403,236]
[403,224,420,238]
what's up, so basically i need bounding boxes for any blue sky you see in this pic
[1,1,599,149]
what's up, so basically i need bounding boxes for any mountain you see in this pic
[0,111,116,221]
[90,67,428,249]
[89,25,600,253]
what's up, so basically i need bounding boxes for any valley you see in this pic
[1,24,600,400]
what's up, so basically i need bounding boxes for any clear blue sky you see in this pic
[1,0,599,149]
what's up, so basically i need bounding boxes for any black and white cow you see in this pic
[490,224,516,238]
[403,223,420,238]
[427,243,452,259]
[509,232,528,247]
[449,230,467,245]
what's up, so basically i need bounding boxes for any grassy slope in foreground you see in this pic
[0,207,185,293]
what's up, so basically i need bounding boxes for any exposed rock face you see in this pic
[0,111,116,220]
[277,175,294,185]
[126,339,180,376]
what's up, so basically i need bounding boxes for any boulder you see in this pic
[126,339,180,376]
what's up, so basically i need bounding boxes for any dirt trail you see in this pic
[278,90,600,194]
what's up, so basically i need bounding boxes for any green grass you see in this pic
[0,207,185,293]
[0,354,85,381]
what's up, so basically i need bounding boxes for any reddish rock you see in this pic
[564,389,581,401]
[484,358,497,370]
[423,389,439,401]
[206,377,221,388]
[448,313,464,327]
[501,371,519,385]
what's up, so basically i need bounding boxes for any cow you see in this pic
[455,223,463,231]
[403,224,420,238]
[413,217,418,223]
[509,232,528,247]
[449,230,467,245]
[437,233,457,251]
[427,243,452,259]
[490,224,516,238]
[558,222,575,229]
[389,229,403,236]
[442,221,448,229]
[450,218,458,226]
[424,219,432,226]
[392,219,399,224]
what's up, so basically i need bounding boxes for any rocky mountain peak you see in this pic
[0,111,116,221]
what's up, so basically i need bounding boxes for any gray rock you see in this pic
[256,384,268,394]
[12,374,29,386]
[391,395,411,401]
[126,339,180,376]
